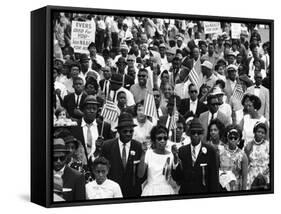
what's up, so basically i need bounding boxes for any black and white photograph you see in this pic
[49,7,273,205]
[2,0,281,213]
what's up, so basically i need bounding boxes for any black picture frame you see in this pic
[31,5,274,208]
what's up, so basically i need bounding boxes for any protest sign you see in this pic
[204,22,221,34]
[231,23,241,39]
[71,20,96,53]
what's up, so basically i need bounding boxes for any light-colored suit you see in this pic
[246,85,270,121]
[199,111,232,140]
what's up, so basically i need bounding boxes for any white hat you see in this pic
[226,64,238,72]
[201,61,213,70]
[120,43,129,50]
[210,86,224,96]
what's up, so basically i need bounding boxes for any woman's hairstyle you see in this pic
[253,122,267,134]
[150,125,168,143]
[92,156,111,170]
[134,100,145,116]
[85,78,99,92]
[207,119,226,141]
[225,124,243,148]
[160,70,169,78]
[241,93,252,106]
[249,94,262,111]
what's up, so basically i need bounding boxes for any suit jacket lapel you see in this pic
[113,139,124,172]
[62,166,71,188]
[186,144,193,167]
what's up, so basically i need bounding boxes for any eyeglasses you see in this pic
[156,136,168,141]
[190,131,203,135]
[138,75,147,78]
[228,136,239,141]
[53,156,66,162]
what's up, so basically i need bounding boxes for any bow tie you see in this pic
[255,86,261,89]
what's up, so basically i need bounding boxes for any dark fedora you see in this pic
[63,135,80,149]
[82,95,99,108]
[189,118,204,132]
[79,53,90,63]
[116,112,137,129]
[53,138,69,153]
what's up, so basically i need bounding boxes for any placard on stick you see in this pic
[71,20,96,54]
[204,21,221,34]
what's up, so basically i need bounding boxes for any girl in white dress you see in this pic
[86,157,123,199]
[138,125,175,196]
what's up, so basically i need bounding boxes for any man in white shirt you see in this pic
[246,70,270,120]
[201,60,218,89]
[210,86,233,124]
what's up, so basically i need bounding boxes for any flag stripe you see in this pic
[144,91,158,119]
[101,100,119,122]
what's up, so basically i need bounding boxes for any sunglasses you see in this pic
[189,90,198,93]
[228,135,239,141]
[154,94,160,97]
[121,129,134,134]
[138,75,147,78]
[156,136,168,141]
[53,156,66,162]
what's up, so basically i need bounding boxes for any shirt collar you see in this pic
[54,165,66,177]
[118,138,131,148]
[191,142,202,150]
[81,118,97,127]
[190,99,198,104]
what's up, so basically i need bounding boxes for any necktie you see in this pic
[86,124,93,149]
[192,146,196,166]
[122,143,127,169]
[76,94,80,108]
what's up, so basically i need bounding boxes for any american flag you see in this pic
[101,100,120,122]
[169,107,179,130]
[189,59,202,90]
[144,91,158,119]
[232,83,244,101]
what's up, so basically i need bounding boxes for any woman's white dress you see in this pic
[141,149,175,196]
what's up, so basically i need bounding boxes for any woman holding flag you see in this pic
[137,125,176,196]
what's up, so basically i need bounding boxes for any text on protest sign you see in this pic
[231,23,242,39]
[204,22,221,34]
[71,21,96,54]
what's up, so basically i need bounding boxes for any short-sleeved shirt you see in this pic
[86,179,123,199]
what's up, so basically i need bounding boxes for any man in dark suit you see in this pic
[53,138,86,202]
[172,118,219,194]
[99,66,112,100]
[63,77,87,120]
[70,95,113,164]
[101,112,143,198]
[199,94,231,140]
[179,83,208,119]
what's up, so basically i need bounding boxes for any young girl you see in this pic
[86,157,123,199]
[54,107,77,126]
